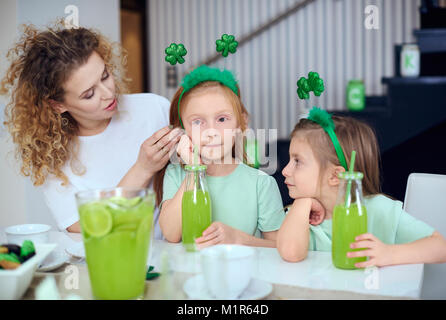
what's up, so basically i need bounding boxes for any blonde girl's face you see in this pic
[181,86,240,163]
[282,136,322,199]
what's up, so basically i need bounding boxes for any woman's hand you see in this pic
[136,126,182,176]
[195,222,243,249]
[348,233,393,268]
[176,134,201,165]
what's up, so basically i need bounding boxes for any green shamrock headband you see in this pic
[164,34,239,129]
[297,72,348,170]
[307,107,348,170]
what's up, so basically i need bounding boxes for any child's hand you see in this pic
[195,222,242,249]
[291,198,326,226]
[348,233,394,268]
[176,134,201,165]
[308,198,326,226]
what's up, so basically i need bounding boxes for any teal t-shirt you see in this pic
[161,163,286,236]
[308,194,436,251]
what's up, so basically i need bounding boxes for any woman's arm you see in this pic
[66,222,81,233]
[118,126,181,188]
[159,179,187,243]
[117,162,155,188]
[350,231,446,267]
[276,198,312,262]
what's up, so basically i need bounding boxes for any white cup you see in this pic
[200,244,255,299]
[4,224,51,246]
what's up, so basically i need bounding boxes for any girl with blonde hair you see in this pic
[277,109,446,267]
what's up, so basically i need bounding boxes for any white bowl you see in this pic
[0,243,56,299]
[200,245,255,299]
[5,224,51,246]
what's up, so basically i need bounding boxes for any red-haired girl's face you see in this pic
[181,86,240,163]
[54,51,117,135]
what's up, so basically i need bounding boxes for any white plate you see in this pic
[65,242,85,259]
[183,275,273,300]
[38,249,69,272]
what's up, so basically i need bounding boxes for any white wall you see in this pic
[17,0,120,42]
[0,0,26,228]
[0,0,120,228]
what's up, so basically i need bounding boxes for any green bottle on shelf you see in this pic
[346,80,365,111]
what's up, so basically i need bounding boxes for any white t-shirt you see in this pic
[39,93,170,239]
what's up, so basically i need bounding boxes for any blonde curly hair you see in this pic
[0,22,130,186]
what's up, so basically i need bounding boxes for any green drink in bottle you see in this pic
[76,188,154,299]
[332,170,368,269]
[182,164,212,252]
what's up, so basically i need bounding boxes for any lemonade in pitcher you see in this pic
[76,188,154,300]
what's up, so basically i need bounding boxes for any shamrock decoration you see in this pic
[308,72,324,96]
[297,71,325,100]
[216,34,238,57]
[297,77,311,100]
[146,265,160,280]
[165,43,187,65]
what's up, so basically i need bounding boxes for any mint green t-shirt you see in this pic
[161,163,286,236]
[308,194,436,251]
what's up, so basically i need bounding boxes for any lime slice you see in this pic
[109,196,142,208]
[80,202,112,238]
[112,222,139,232]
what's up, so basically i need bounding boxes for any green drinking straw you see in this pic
[345,150,356,208]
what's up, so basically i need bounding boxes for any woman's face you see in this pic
[55,51,116,134]
[181,86,240,163]
[282,136,321,199]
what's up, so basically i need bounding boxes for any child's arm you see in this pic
[349,231,446,267]
[276,198,313,262]
[160,133,197,242]
[195,223,278,248]
[159,179,187,243]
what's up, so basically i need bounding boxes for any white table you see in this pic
[149,240,423,299]
[0,229,424,299]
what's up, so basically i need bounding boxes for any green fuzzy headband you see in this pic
[307,107,348,170]
[177,65,239,129]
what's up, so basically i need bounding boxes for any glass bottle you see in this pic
[181,165,212,252]
[332,172,368,269]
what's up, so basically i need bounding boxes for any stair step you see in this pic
[414,29,446,53]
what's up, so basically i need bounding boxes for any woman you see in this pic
[0,23,181,237]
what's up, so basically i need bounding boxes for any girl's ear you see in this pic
[328,165,346,187]
[49,99,68,114]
